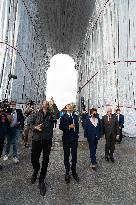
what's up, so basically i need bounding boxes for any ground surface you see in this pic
[0,124,136,205]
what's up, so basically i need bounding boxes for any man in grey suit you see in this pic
[102,108,119,162]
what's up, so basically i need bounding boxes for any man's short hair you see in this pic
[116,108,120,112]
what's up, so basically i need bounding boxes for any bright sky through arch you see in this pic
[46,54,77,110]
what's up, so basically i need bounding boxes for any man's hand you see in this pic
[50,97,54,105]
[34,124,43,132]
[116,135,120,140]
[69,124,75,129]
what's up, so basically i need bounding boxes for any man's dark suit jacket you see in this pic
[59,113,79,143]
[102,114,119,137]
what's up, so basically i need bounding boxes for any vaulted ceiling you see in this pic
[34,0,96,62]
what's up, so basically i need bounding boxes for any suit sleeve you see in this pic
[59,116,69,131]
[121,115,124,128]
[115,117,120,135]
[75,115,79,134]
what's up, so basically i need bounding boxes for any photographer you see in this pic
[3,101,24,164]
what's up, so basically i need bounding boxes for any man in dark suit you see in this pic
[115,108,124,143]
[3,101,24,163]
[59,104,79,183]
[102,108,119,162]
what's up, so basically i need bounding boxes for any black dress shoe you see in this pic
[0,165,2,170]
[31,172,37,184]
[110,157,115,163]
[65,174,71,183]
[72,172,79,182]
[39,182,46,196]
[92,166,96,171]
[105,156,109,161]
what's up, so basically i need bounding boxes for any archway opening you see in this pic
[46,53,77,110]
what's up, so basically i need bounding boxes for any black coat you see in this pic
[29,110,55,141]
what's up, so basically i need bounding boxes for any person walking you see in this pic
[29,99,58,196]
[102,108,119,162]
[3,101,24,163]
[59,103,79,183]
[84,108,101,171]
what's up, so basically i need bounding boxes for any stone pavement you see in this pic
[0,124,136,205]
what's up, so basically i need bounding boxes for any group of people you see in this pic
[29,102,124,196]
[0,98,60,196]
[83,107,124,170]
[0,98,124,196]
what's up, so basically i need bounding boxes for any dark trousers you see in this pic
[88,138,98,165]
[31,140,52,183]
[63,139,78,174]
[0,138,5,158]
[118,128,123,142]
[105,134,116,157]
